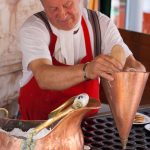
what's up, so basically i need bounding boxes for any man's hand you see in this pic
[123,55,146,72]
[85,55,123,81]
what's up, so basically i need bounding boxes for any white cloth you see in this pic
[19,8,132,87]
[49,16,81,65]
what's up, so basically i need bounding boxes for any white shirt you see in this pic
[19,8,132,87]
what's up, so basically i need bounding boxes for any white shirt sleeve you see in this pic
[96,11,132,57]
[19,15,52,71]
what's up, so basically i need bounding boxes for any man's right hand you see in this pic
[85,55,123,81]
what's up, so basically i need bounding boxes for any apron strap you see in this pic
[87,9,101,56]
[34,11,56,55]
[34,11,52,34]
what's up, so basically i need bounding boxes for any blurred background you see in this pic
[84,0,150,34]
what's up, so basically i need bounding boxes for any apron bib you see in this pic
[19,17,100,120]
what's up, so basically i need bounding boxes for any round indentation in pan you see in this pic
[95,118,105,124]
[102,141,113,145]
[91,143,103,148]
[113,144,122,149]
[93,130,104,136]
[103,134,113,139]
[95,124,105,130]
[93,137,103,142]
[104,128,114,134]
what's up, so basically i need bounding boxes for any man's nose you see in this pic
[58,7,67,21]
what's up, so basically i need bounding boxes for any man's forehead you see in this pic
[41,0,80,4]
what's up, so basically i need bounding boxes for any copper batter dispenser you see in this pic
[102,71,149,149]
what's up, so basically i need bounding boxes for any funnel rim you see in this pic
[113,71,149,74]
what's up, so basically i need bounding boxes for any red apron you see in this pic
[19,18,100,120]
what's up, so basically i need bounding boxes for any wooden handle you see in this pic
[111,45,126,66]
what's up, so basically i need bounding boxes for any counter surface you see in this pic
[82,105,150,150]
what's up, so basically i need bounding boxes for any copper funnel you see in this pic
[102,72,149,149]
[0,97,100,150]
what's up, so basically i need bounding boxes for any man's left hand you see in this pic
[123,55,146,72]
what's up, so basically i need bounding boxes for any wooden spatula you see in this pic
[111,44,126,66]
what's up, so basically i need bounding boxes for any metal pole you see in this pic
[125,0,144,32]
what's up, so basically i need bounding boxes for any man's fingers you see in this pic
[99,72,114,81]
[95,55,122,73]
[103,55,123,70]
[87,54,124,80]
[96,63,115,75]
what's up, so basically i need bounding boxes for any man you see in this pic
[19,0,145,120]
